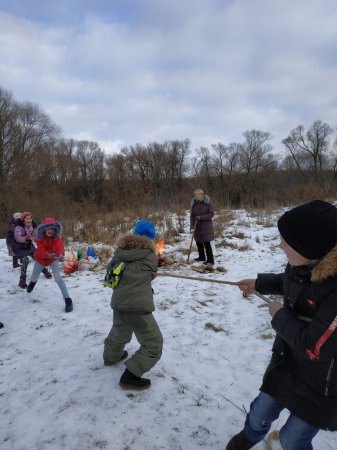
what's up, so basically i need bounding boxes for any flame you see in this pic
[156,240,165,257]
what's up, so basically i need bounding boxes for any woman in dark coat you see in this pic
[6,212,22,268]
[190,189,215,269]
[227,200,337,450]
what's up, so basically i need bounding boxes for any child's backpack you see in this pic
[104,261,125,288]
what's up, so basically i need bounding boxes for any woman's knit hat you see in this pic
[20,211,33,221]
[278,200,337,259]
[13,212,22,220]
[134,220,156,240]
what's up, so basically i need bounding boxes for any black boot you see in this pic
[27,281,37,293]
[13,256,21,268]
[119,368,151,390]
[194,257,206,262]
[226,431,255,450]
[18,275,27,289]
[64,298,73,313]
[42,268,52,279]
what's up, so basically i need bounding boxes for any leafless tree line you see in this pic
[1,85,337,236]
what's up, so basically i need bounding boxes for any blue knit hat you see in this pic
[134,220,156,240]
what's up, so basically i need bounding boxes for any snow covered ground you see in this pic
[1,209,337,450]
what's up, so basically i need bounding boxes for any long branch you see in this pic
[157,272,311,322]
[157,272,270,304]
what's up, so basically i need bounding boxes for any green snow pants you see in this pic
[103,310,163,377]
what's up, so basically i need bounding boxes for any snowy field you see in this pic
[1,209,337,450]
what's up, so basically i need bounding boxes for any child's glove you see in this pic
[58,255,65,262]
[48,253,57,259]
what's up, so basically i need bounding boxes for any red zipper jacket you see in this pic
[35,218,64,266]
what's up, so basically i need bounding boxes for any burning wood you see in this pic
[156,240,168,266]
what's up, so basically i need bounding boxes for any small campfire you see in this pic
[156,240,168,266]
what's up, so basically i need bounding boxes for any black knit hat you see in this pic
[278,200,337,259]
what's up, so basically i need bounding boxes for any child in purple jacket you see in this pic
[12,212,51,288]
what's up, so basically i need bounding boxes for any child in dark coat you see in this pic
[6,212,22,268]
[227,200,337,450]
[103,220,163,390]
[13,211,38,288]
[26,218,73,313]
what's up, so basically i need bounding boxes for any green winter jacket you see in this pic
[108,234,158,313]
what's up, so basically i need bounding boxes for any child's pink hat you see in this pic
[21,211,33,221]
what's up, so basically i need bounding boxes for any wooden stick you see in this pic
[157,272,312,322]
[157,272,271,304]
[187,217,198,263]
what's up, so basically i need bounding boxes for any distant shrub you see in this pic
[238,243,251,252]
[204,322,228,333]
[213,211,235,236]
[228,230,246,239]
[260,332,274,340]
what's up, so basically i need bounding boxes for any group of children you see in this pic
[6,212,73,313]
[4,200,337,448]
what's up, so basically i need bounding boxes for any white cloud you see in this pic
[0,0,337,153]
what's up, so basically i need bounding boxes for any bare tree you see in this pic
[282,120,333,177]
[0,87,17,181]
[194,146,214,190]
[9,101,60,181]
[238,129,273,174]
[72,140,105,202]
[211,142,239,205]
[53,139,80,184]
[161,139,190,195]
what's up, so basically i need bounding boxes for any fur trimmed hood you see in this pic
[117,234,156,252]
[311,244,337,282]
[37,218,62,240]
[190,194,211,208]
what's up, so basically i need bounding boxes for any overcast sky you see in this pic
[0,0,337,154]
